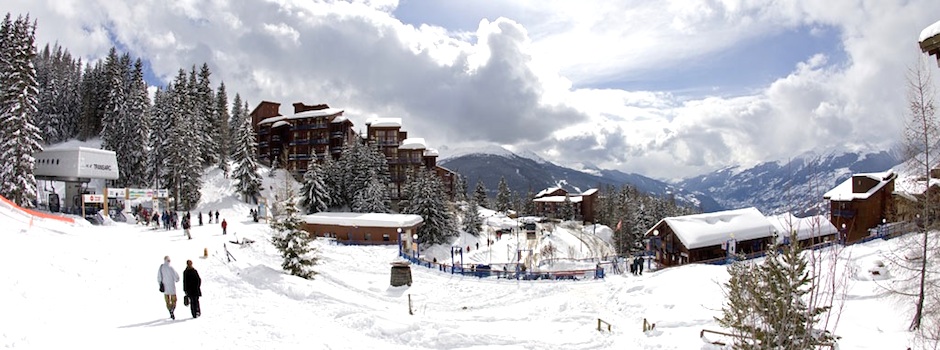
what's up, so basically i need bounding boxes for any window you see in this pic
[383,234,390,241]
[365,233,372,241]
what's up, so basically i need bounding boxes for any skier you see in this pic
[157,256,180,319]
[221,218,227,235]
[182,260,202,318]
[214,211,219,224]
[198,212,203,226]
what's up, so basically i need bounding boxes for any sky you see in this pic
[3,163,929,349]
[5,0,940,180]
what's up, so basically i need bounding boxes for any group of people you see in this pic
[630,255,645,275]
[198,210,220,225]
[157,255,202,320]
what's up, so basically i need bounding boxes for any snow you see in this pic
[437,144,518,160]
[292,108,343,119]
[656,207,776,249]
[920,19,940,42]
[367,117,402,128]
[1,165,924,349]
[767,213,839,244]
[535,186,563,198]
[823,171,895,201]
[302,212,423,228]
[398,138,427,150]
[533,195,583,203]
[257,115,286,125]
[270,120,290,128]
[423,148,439,157]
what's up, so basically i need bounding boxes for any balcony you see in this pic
[330,131,345,139]
[831,209,857,218]
[312,139,329,145]
[289,139,310,146]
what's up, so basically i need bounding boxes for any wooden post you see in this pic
[408,294,413,315]
[597,318,611,332]
[102,187,109,214]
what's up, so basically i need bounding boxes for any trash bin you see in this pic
[390,261,412,287]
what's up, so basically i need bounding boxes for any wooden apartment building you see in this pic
[250,101,457,200]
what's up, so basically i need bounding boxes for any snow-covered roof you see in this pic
[367,117,402,128]
[271,120,290,128]
[581,188,598,196]
[258,116,287,125]
[823,171,895,201]
[424,148,439,157]
[292,108,344,119]
[767,213,838,244]
[651,207,775,250]
[535,187,564,198]
[921,19,940,42]
[893,174,940,196]
[331,116,349,123]
[533,195,582,203]
[302,212,423,228]
[398,138,427,150]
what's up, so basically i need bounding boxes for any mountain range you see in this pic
[438,146,902,215]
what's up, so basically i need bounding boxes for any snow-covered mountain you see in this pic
[439,147,722,212]
[677,150,902,215]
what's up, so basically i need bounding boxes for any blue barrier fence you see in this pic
[398,251,605,280]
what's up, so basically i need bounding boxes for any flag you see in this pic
[616,220,622,231]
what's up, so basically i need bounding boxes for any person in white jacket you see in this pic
[158,255,180,319]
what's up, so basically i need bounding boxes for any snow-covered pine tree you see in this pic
[522,189,536,216]
[215,81,230,176]
[34,44,82,144]
[77,61,105,141]
[402,168,457,245]
[299,159,330,214]
[195,63,217,166]
[717,232,833,348]
[269,174,318,280]
[122,57,151,187]
[473,180,488,209]
[232,116,262,203]
[454,174,468,202]
[352,175,390,213]
[559,195,574,221]
[0,14,43,207]
[462,199,483,237]
[228,93,244,150]
[496,176,512,213]
[99,48,130,186]
[163,69,203,210]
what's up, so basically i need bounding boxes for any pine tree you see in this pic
[462,199,483,237]
[232,116,262,203]
[195,63,217,166]
[299,160,330,214]
[402,168,458,245]
[473,180,488,209]
[522,189,536,216]
[77,61,106,140]
[716,232,833,349]
[123,57,151,187]
[228,93,245,150]
[352,175,390,213]
[215,81,230,175]
[496,176,512,213]
[269,175,318,280]
[454,174,468,202]
[559,195,574,220]
[163,69,203,210]
[0,14,43,207]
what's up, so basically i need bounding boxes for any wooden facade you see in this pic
[824,172,896,243]
[645,207,776,267]
[532,188,598,223]
[301,213,423,246]
[921,21,940,66]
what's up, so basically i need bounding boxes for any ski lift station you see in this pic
[33,147,119,215]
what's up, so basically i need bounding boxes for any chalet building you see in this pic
[644,207,776,267]
[920,19,940,66]
[823,171,897,243]
[302,212,422,245]
[891,168,940,224]
[532,187,598,223]
[250,101,458,199]
[365,120,458,200]
[250,101,356,177]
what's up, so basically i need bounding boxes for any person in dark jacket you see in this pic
[183,259,202,318]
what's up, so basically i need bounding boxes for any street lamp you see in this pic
[397,228,403,257]
[413,233,419,260]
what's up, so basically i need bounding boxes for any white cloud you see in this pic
[6,0,940,180]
